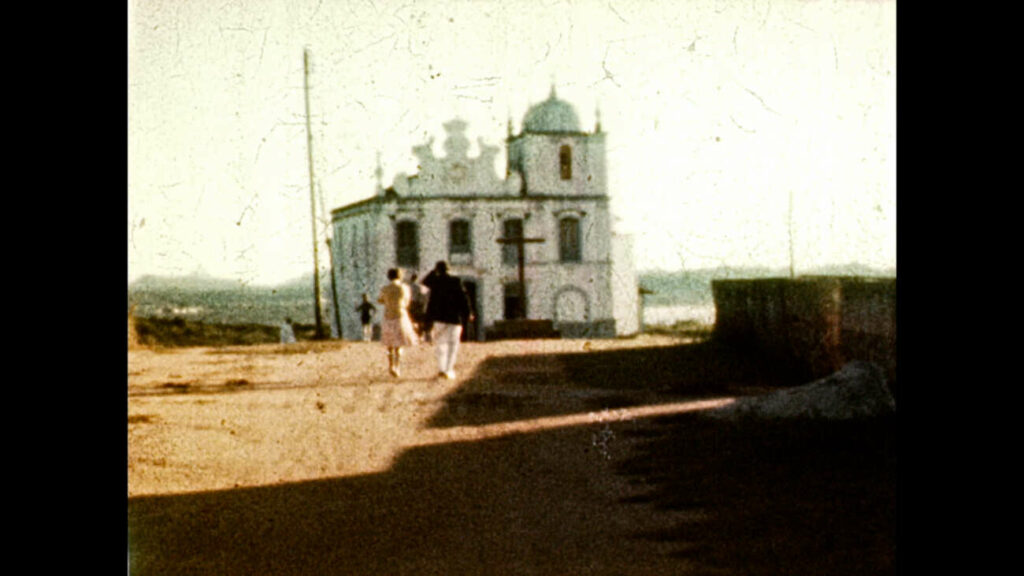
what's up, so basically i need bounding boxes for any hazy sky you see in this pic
[128,0,895,286]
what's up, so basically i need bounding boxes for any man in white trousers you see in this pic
[421,261,474,379]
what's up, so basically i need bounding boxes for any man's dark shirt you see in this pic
[422,271,472,325]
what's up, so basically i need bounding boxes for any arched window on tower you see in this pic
[559,217,581,262]
[559,145,572,180]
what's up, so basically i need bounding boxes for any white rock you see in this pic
[708,361,896,420]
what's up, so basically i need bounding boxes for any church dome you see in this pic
[522,87,581,133]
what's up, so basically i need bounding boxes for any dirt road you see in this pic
[127,335,897,575]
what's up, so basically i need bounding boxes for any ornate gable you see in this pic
[390,119,519,197]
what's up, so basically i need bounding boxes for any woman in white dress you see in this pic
[377,268,418,377]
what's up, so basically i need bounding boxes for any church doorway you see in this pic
[462,279,479,341]
[503,282,524,321]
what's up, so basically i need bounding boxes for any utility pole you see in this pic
[787,189,796,279]
[304,48,326,339]
[320,181,342,338]
[326,238,342,338]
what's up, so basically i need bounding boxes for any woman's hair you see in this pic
[387,268,401,281]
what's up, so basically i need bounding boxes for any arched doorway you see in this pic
[554,287,589,337]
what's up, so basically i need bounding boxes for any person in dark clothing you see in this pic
[421,261,474,379]
[355,293,377,342]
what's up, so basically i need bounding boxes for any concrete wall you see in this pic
[838,278,897,382]
[712,277,896,382]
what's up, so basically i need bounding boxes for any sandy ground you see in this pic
[128,335,733,574]
[128,335,702,493]
[127,334,896,575]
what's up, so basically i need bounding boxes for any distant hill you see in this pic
[128,272,333,327]
[795,263,896,278]
[637,264,895,307]
[128,264,894,326]
[129,272,314,293]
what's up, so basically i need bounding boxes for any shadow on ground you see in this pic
[128,413,898,576]
[129,424,666,576]
[427,338,808,429]
[128,338,897,575]
[616,412,898,575]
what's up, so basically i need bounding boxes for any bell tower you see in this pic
[507,86,606,197]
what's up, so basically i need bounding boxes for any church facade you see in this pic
[330,88,638,341]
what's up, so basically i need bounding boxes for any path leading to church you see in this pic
[127,335,723,574]
[127,334,897,575]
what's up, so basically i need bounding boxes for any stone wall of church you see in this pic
[611,234,640,336]
[332,207,389,340]
[332,195,623,340]
[330,99,635,340]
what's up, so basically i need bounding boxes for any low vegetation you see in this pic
[129,316,321,348]
[129,314,713,349]
[642,319,714,340]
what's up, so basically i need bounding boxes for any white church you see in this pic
[330,87,639,341]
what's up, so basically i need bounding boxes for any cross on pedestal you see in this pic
[496,233,545,319]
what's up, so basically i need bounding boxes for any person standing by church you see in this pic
[407,272,430,341]
[355,294,376,342]
[422,261,474,380]
[279,317,297,344]
[377,269,418,377]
